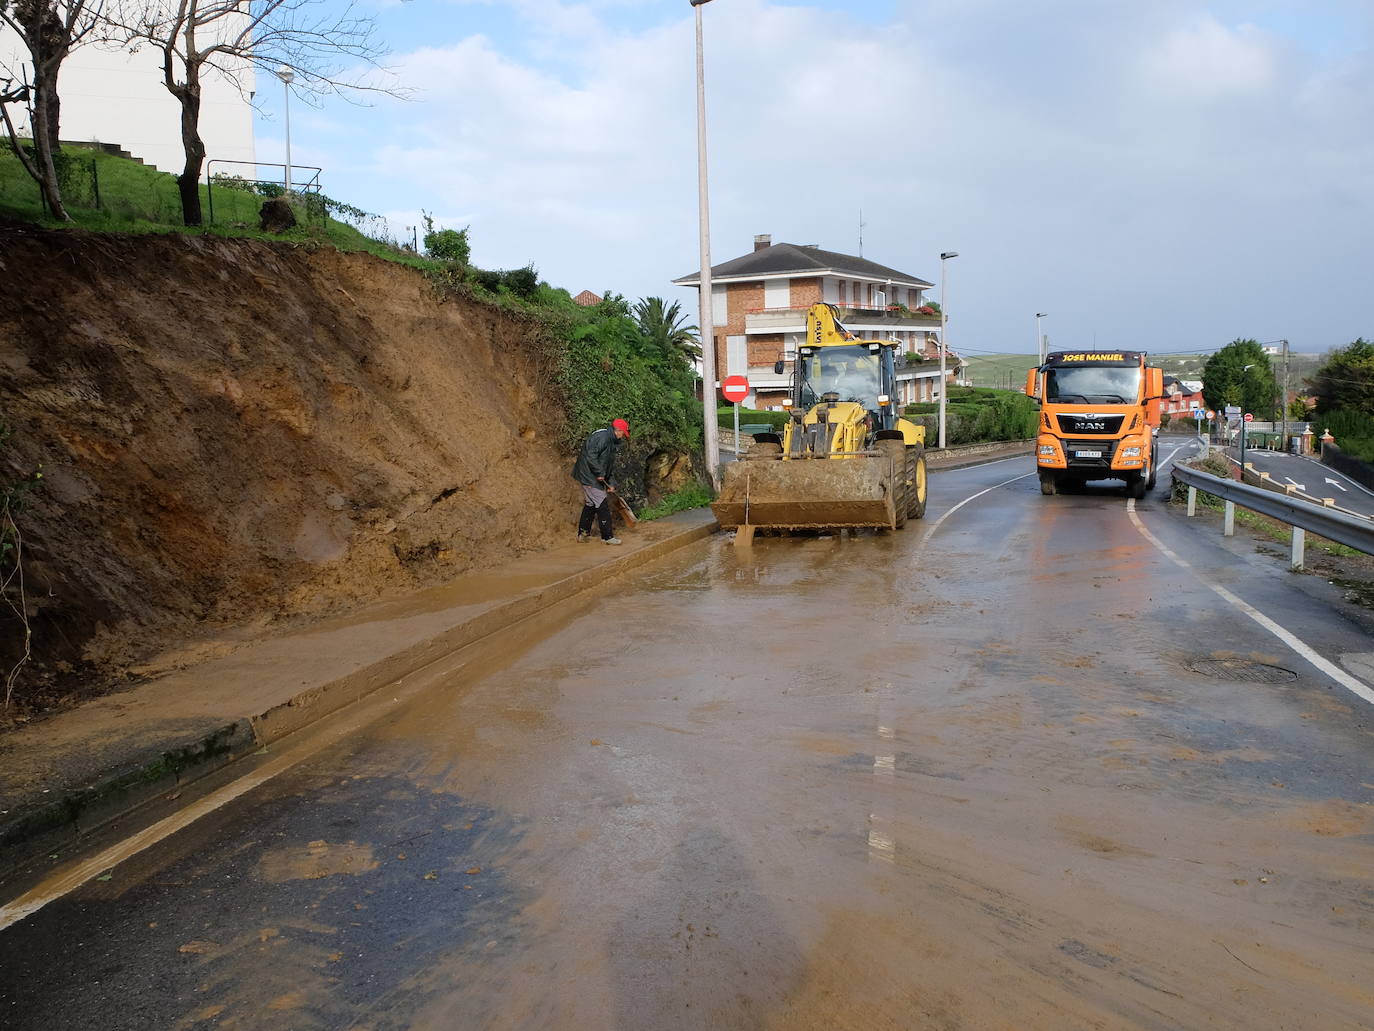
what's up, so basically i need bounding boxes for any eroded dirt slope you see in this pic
[0,224,574,710]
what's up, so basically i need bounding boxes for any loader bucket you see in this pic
[710,455,898,531]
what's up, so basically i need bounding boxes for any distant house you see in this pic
[573,290,603,307]
[672,234,964,409]
[1159,375,1207,418]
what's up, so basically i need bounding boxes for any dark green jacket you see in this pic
[572,427,619,487]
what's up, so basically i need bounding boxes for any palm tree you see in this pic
[633,297,702,367]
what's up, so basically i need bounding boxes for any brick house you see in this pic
[673,234,965,409]
[1159,376,1207,419]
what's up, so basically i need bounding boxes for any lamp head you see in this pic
[275,65,295,85]
[940,251,958,260]
[690,0,714,5]
[1036,312,1047,318]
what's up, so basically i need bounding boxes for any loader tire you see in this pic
[878,439,908,529]
[907,445,928,519]
[1039,471,1057,496]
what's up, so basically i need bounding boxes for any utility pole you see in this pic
[1280,339,1290,452]
[691,0,719,487]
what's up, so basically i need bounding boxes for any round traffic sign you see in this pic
[1244,413,1253,422]
[1205,409,1215,419]
[721,375,750,403]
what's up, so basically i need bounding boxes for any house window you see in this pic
[727,335,748,376]
[764,279,789,310]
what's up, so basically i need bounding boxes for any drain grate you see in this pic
[1187,657,1299,684]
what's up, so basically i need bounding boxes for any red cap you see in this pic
[613,418,631,438]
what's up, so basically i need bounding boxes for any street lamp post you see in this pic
[691,0,719,487]
[1239,363,1256,465]
[275,65,295,195]
[938,251,958,449]
[1035,312,1048,364]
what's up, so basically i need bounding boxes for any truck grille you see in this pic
[1057,414,1125,434]
[1063,439,1117,468]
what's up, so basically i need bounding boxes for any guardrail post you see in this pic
[1187,485,1196,517]
[1290,527,1305,570]
[1223,500,1235,536]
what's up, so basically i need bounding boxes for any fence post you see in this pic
[91,156,100,210]
[1223,500,1235,536]
[206,165,214,224]
[1290,527,1305,570]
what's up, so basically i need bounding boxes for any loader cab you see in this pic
[793,342,900,431]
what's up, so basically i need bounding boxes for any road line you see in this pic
[1127,502,1374,706]
[920,471,1035,544]
[0,646,472,932]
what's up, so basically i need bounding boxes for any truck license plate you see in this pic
[1075,450,1102,458]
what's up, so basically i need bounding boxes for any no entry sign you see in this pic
[721,375,750,403]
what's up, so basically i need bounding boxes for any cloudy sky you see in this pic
[255,0,1373,358]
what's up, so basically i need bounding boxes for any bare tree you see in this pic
[110,0,399,226]
[0,0,107,220]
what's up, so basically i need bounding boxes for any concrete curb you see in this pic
[0,517,718,878]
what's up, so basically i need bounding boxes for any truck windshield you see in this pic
[799,345,881,409]
[1044,366,1141,404]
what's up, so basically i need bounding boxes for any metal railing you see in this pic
[1171,463,1374,566]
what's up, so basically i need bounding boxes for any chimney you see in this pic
[753,234,772,252]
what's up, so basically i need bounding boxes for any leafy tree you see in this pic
[0,0,107,220]
[1201,339,1278,417]
[632,296,701,368]
[421,212,469,264]
[108,0,404,226]
[1309,338,1374,415]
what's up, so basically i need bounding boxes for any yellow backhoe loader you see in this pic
[711,303,928,536]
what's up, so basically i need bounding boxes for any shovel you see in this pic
[609,491,639,530]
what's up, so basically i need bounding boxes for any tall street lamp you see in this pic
[938,251,958,449]
[1035,312,1048,364]
[691,0,719,488]
[275,65,295,195]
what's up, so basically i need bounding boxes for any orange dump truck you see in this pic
[1025,350,1164,499]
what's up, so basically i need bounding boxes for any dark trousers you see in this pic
[579,499,613,539]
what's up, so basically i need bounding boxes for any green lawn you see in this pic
[0,143,424,267]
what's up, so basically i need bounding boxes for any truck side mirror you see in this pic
[1024,368,1038,399]
[1146,368,1163,398]
[773,360,785,375]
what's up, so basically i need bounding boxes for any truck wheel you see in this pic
[1039,472,1057,496]
[1145,451,1157,490]
[907,446,928,519]
[1128,472,1146,500]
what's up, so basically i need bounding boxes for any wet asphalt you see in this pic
[3,443,1373,1030]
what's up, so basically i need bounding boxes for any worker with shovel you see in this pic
[573,418,631,545]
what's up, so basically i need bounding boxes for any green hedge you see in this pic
[903,388,1038,446]
[716,407,789,431]
[1321,409,1374,462]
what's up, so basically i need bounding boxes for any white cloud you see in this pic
[301,1,1373,354]
[1143,15,1278,96]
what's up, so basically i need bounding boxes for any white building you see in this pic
[2,26,256,174]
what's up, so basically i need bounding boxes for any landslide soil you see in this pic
[0,224,582,723]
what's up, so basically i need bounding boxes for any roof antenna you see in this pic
[858,208,866,257]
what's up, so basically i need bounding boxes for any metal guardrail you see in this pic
[1172,463,1374,559]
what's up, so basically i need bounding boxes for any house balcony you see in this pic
[743,305,942,336]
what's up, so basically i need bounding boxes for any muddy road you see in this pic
[3,445,1373,1029]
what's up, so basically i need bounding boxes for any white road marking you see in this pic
[1127,501,1374,706]
[921,470,1036,544]
[1285,477,1307,491]
[1325,478,1348,492]
[0,644,476,931]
